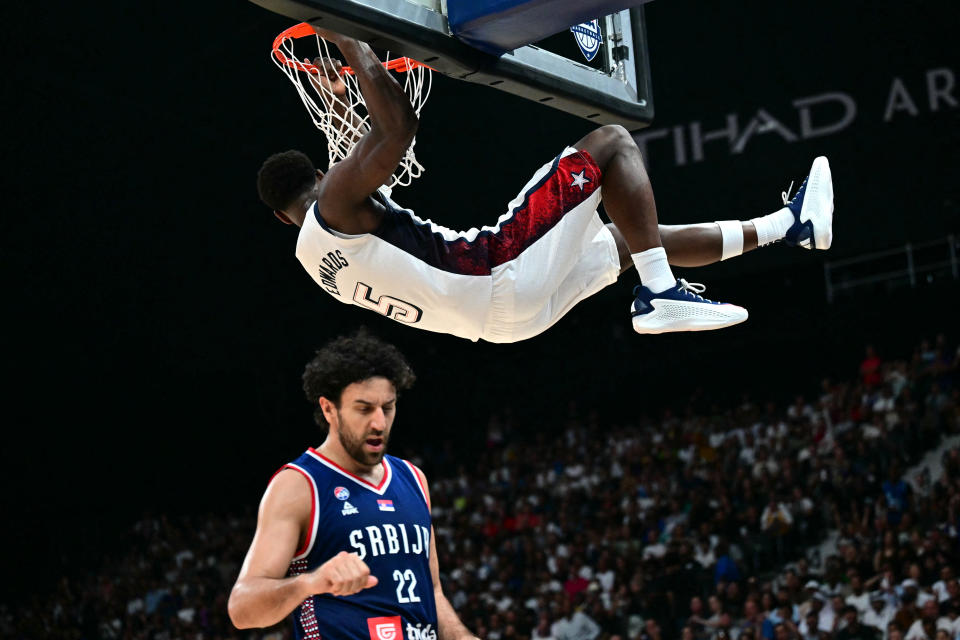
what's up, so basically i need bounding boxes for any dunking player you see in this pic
[257,28,834,343]
[228,331,476,640]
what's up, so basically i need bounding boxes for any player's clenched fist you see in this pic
[308,551,378,596]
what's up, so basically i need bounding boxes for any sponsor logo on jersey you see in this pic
[334,486,350,501]
[368,616,403,640]
[570,19,603,62]
[341,501,359,516]
[407,623,437,640]
[377,499,395,512]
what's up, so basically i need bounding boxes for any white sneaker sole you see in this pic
[800,156,834,250]
[632,300,749,334]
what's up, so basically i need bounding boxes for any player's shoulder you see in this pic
[315,178,389,235]
[385,453,421,474]
[261,464,315,519]
[386,455,430,500]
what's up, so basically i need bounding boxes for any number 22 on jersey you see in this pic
[393,568,421,603]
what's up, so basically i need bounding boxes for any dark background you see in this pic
[2,1,956,600]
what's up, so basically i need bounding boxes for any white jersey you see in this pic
[295,147,620,343]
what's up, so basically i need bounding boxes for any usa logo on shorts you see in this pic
[367,616,402,640]
[570,19,603,62]
[334,486,350,501]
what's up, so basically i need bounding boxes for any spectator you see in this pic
[764,605,796,640]
[836,606,881,640]
[714,616,737,640]
[861,346,883,389]
[775,621,800,640]
[864,592,897,639]
[533,612,555,640]
[882,466,912,526]
[905,601,941,640]
[643,619,664,640]
[688,597,711,638]
[935,602,960,639]
[801,611,823,640]
[847,572,871,617]
[761,495,794,563]
[740,600,765,640]
[894,591,921,637]
[551,597,601,640]
[715,542,742,586]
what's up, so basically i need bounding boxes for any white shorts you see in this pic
[481,147,620,343]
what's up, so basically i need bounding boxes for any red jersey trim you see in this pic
[306,448,392,494]
[274,464,319,560]
[404,460,430,510]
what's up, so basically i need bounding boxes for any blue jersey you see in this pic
[280,449,437,640]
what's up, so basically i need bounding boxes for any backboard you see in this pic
[250,0,654,130]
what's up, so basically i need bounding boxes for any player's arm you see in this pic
[413,466,479,640]
[312,28,418,234]
[228,469,378,629]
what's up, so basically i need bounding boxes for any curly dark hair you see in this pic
[303,328,416,429]
[257,150,317,212]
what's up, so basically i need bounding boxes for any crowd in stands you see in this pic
[4,334,958,640]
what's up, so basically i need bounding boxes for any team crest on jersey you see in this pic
[334,486,350,501]
[341,501,359,516]
[368,616,403,640]
[377,499,396,512]
[570,19,603,62]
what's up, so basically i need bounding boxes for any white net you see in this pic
[272,24,432,189]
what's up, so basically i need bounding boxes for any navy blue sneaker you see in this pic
[784,156,834,250]
[631,279,748,334]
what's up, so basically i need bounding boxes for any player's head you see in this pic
[257,150,321,225]
[302,328,416,466]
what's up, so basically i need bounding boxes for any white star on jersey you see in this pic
[569,169,590,191]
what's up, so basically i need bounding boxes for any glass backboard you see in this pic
[250,0,654,130]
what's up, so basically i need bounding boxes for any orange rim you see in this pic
[272,22,433,75]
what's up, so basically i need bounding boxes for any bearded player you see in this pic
[229,330,476,640]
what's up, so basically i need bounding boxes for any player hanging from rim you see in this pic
[257,27,834,343]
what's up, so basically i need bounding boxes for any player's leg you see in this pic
[608,222,760,270]
[576,125,749,333]
[576,125,665,278]
[659,223,758,267]
[606,163,833,270]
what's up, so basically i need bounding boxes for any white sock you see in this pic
[715,220,744,261]
[749,207,795,246]
[632,247,676,293]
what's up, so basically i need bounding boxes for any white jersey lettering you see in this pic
[346,524,430,560]
[366,525,386,557]
[349,529,366,560]
[410,525,423,555]
[421,526,430,559]
[353,283,423,324]
[384,524,401,554]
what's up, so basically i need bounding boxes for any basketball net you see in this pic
[272,23,432,190]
